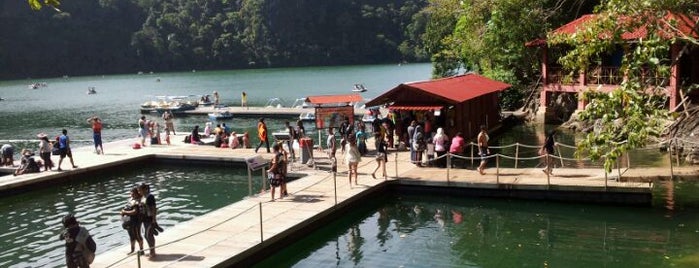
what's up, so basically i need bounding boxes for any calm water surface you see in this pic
[0,163,262,268]
[256,193,699,268]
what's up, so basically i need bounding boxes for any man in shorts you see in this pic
[57,129,78,171]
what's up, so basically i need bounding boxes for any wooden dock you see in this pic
[1,135,695,267]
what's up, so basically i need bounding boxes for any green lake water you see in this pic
[255,193,699,268]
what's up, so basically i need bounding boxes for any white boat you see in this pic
[265,98,283,108]
[208,111,233,120]
[140,95,196,114]
[86,87,97,95]
[299,112,316,122]
[291,98,311,109]
[352,84,367,92]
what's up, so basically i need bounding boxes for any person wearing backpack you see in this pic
[59,213,96,268]
[138,183,163,259]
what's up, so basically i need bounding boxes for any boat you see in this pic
[352,84,367,93]
[291,98,311,109]
[199,94,214,106]
[299,112,316,122]
[86,87,97,95]
[265,98,284,108]
[208,111,233,120]
[140,95,196,114]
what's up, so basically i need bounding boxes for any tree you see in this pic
[549,0,699,171]
[28,0,61,11]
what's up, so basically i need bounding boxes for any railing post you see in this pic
[616,157,621,181]
[470,143,474,168]
[514,143,520,169]
[556,143,564,167]
[446,153,451,183]
[394,152,398,178]
[247,167,253,197]
[604,170,608,189]
[261,168,266,193]
[332,157,337,206]
[259,202,263,242]
[669,139,674,179]
[546,154,550,188]
[626,153,631,169]
[496,154,500,184]
[137,250,142,268]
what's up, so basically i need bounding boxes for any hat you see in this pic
[36,133,47,138]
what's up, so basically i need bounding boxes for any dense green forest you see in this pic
[0,0,428,79]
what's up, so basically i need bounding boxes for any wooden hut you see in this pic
[365,74,511,139]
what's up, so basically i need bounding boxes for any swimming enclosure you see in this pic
[0,162,260,268]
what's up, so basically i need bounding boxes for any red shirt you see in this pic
[92,121,102,134]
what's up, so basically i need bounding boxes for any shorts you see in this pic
[375,152,387,161]
[139,128,148,137]
[268,172,283,187]
[93,133,102,146]
[59,148,72,158]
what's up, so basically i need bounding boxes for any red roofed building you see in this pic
[366,73,511,139]
[527,13,699,123]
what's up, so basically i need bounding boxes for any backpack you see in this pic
[75,227,96,264]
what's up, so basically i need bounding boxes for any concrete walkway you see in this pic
[0,134,692,267]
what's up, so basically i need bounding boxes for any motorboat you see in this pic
[199,94,214,106]
[86,87,97,95]
[299,112,316,122]
[140,95,196,114]
[352,84,367,92]
[265,97,283,108]
[208,111,233,120]
[291,98,311,109]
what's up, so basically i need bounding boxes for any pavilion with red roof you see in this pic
[366,73,511,138]
[526,12,699,123]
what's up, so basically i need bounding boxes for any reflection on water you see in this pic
[256,193,699,268]
[0,164,258,268]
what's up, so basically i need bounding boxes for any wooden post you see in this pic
[514,143,520,169]
[470,143,474,168]
[394,152,398,178]
[616,157,621,181]
[546,154,550,188]
[604,170,608,189]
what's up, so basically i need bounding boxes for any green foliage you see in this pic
[9,0,430,78]
[28,0,61,11]
[550,0,699,172]
[421,0,596,107]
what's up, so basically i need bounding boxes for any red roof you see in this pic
[389,105,444,111]
[526,12,699,46]
[305,94,362,105]
[365,73,511,107]
[403,74,510,103]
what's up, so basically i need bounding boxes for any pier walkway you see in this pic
[0,135,695,267]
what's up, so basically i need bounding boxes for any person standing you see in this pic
[162,110,176,135]
[433,128,449,168]
[449,132,465,168]
[407,120,417,164]
[87,116,104,154]
[255,118,270,153]
[327,127,337,159]
[120,187,143,254]
[355,124,368,156]
[241,91,248,109]
[371,132,388,179]
[57,129,77,171]
[284,121,296,161]
[59,213,96,268]
[138,116,148,147]
[267,143,287,201]
[295,120,305,140]
[412,124,426,167]
[477,125,489,175]
[138,183,159,259]
[344,136,361,186]
[213,90,220,106]
[542,130,557,175]
[38,134,53,171]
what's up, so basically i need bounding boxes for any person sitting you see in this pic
[229,132,240,149]
[213,132,224,148]
[14,149,40,176]
[190,125,203,145]
[203,122,212,137]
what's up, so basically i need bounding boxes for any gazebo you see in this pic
[366,74,511,139]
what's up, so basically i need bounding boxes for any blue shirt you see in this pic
[59,135,68,149]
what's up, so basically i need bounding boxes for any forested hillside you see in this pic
[0,0,428,79]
